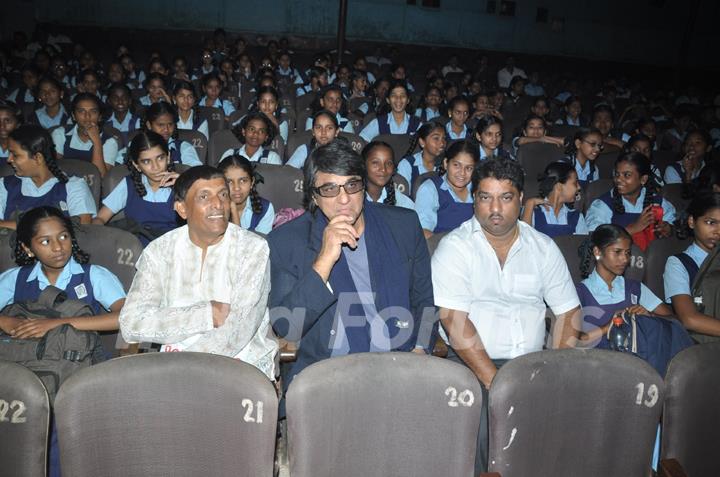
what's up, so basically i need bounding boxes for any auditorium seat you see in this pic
[338,131,366,155]
[488,349,663,477]
[286,130,313,161]
[196,105,226,136]
[412,171,439,200]
[643,237,692,301]
[0,361,50,477]
[286,352,482,477]
[376,133,413,166]
[177,129,208,164]
[582,178,613,213]
[660,343,720,477]
[254,163,305,210]
[552,234,646,284]
[207,129,240,167]
[392,173,410,197]
[55,353,278,477]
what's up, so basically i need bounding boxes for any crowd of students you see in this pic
[0,24,719,475]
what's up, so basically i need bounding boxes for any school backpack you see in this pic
[690,244,720,343]
[0,286,105,402]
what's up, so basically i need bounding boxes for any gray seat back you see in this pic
[489,349,664,477]
[392,173,410,198]
[59,159,102,208]
[255,164,304,210]
[196,105,226,136]
[55,353,278,477]
[661,343,720,477]
[517,143,567,203]
[177,129,208,164]
[595,149,621,180]
[375,133,413,165]
[207,129,241,167]
[286,130,313,162]
[0,227,16,272]
[661,183,688,213]
[412,171,439,200]
[287,353,482,477]
[74,224,144,356]
[338,131,366,155]
[426,230,449,257]
[644,237,692,300]
[582,178,613,213]
[553,235,646,285]
[0,360,50,477]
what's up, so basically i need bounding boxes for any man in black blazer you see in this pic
[268,141,435,391]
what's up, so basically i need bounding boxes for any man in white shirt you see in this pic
[119,166,278,379]
[432,158,580,473]
[496,56,527,89]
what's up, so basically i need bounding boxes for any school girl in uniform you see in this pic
[473,115,514,161]
[1,125,96,229]
[664,191,720,341]
[414,86,442,122]
[295,66,328,97]
[250,86,289,143]
[591,104,624,150]
[172,80,209,140]
[554,95,584,126]
[198,73,235,116]
[73,69,104,102]
[663,129,711,185]
[221,111,282,164]
[396,121,446,189]
[624,134,664,187]
[105,83,142,143]
[143,102,202,167]
[576,224,675,345]
[521,161,588,237]
[362,141,415,210]
[586,152,676,245]
[359,80,420,142]
[0,205,125,335]
[445,96,471,140]
[137,73,171,107]
[304,84,354,134]
[512,114,565,156]
[563,127,603,188]
[348,70,370,114]
[6,64,39,106]
[32,77,70,129]
[286,110,340,169]
[0,205,126,477]
[415,139,478,237]
[218,154,275,234]
[93,131,180,245]
[0,102,22,166]
[52,92,119,176]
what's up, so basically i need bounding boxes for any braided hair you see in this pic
[144,101,180,140]
[362,141,396,206]
[14,206,89,266]
[674,190,720,240]
[611,152,659,215]
[9,125,68,184]
[308,110,339,154]
[250,85,282,121]
[218,154,263,214]
[538,161,575,199]
[232,110,277,147]
[402,121,445,159]
[577,224,631,279]
[126,130,173,197]
[437,139,479,176]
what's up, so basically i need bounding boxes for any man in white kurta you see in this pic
[119,166,278,379]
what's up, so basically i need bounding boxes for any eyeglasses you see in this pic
[582,140,604,151]
[313,178,364,197]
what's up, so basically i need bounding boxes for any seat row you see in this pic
[1,344,717,477]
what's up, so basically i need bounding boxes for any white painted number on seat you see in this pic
[0,399,27,424]
[634,383,659,408]
[241,399,264,423]
[445,387,475,407]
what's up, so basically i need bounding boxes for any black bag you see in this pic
[0,286,105,402]
[107,217,167,243]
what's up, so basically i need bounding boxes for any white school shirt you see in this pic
[432,218,579,359]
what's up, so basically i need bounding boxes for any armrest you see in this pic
[658,458,688,477]
[432,338,448,358]
[479,473,501,477]
[279,339,298,362]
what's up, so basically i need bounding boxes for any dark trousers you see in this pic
[447,346,508,474]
